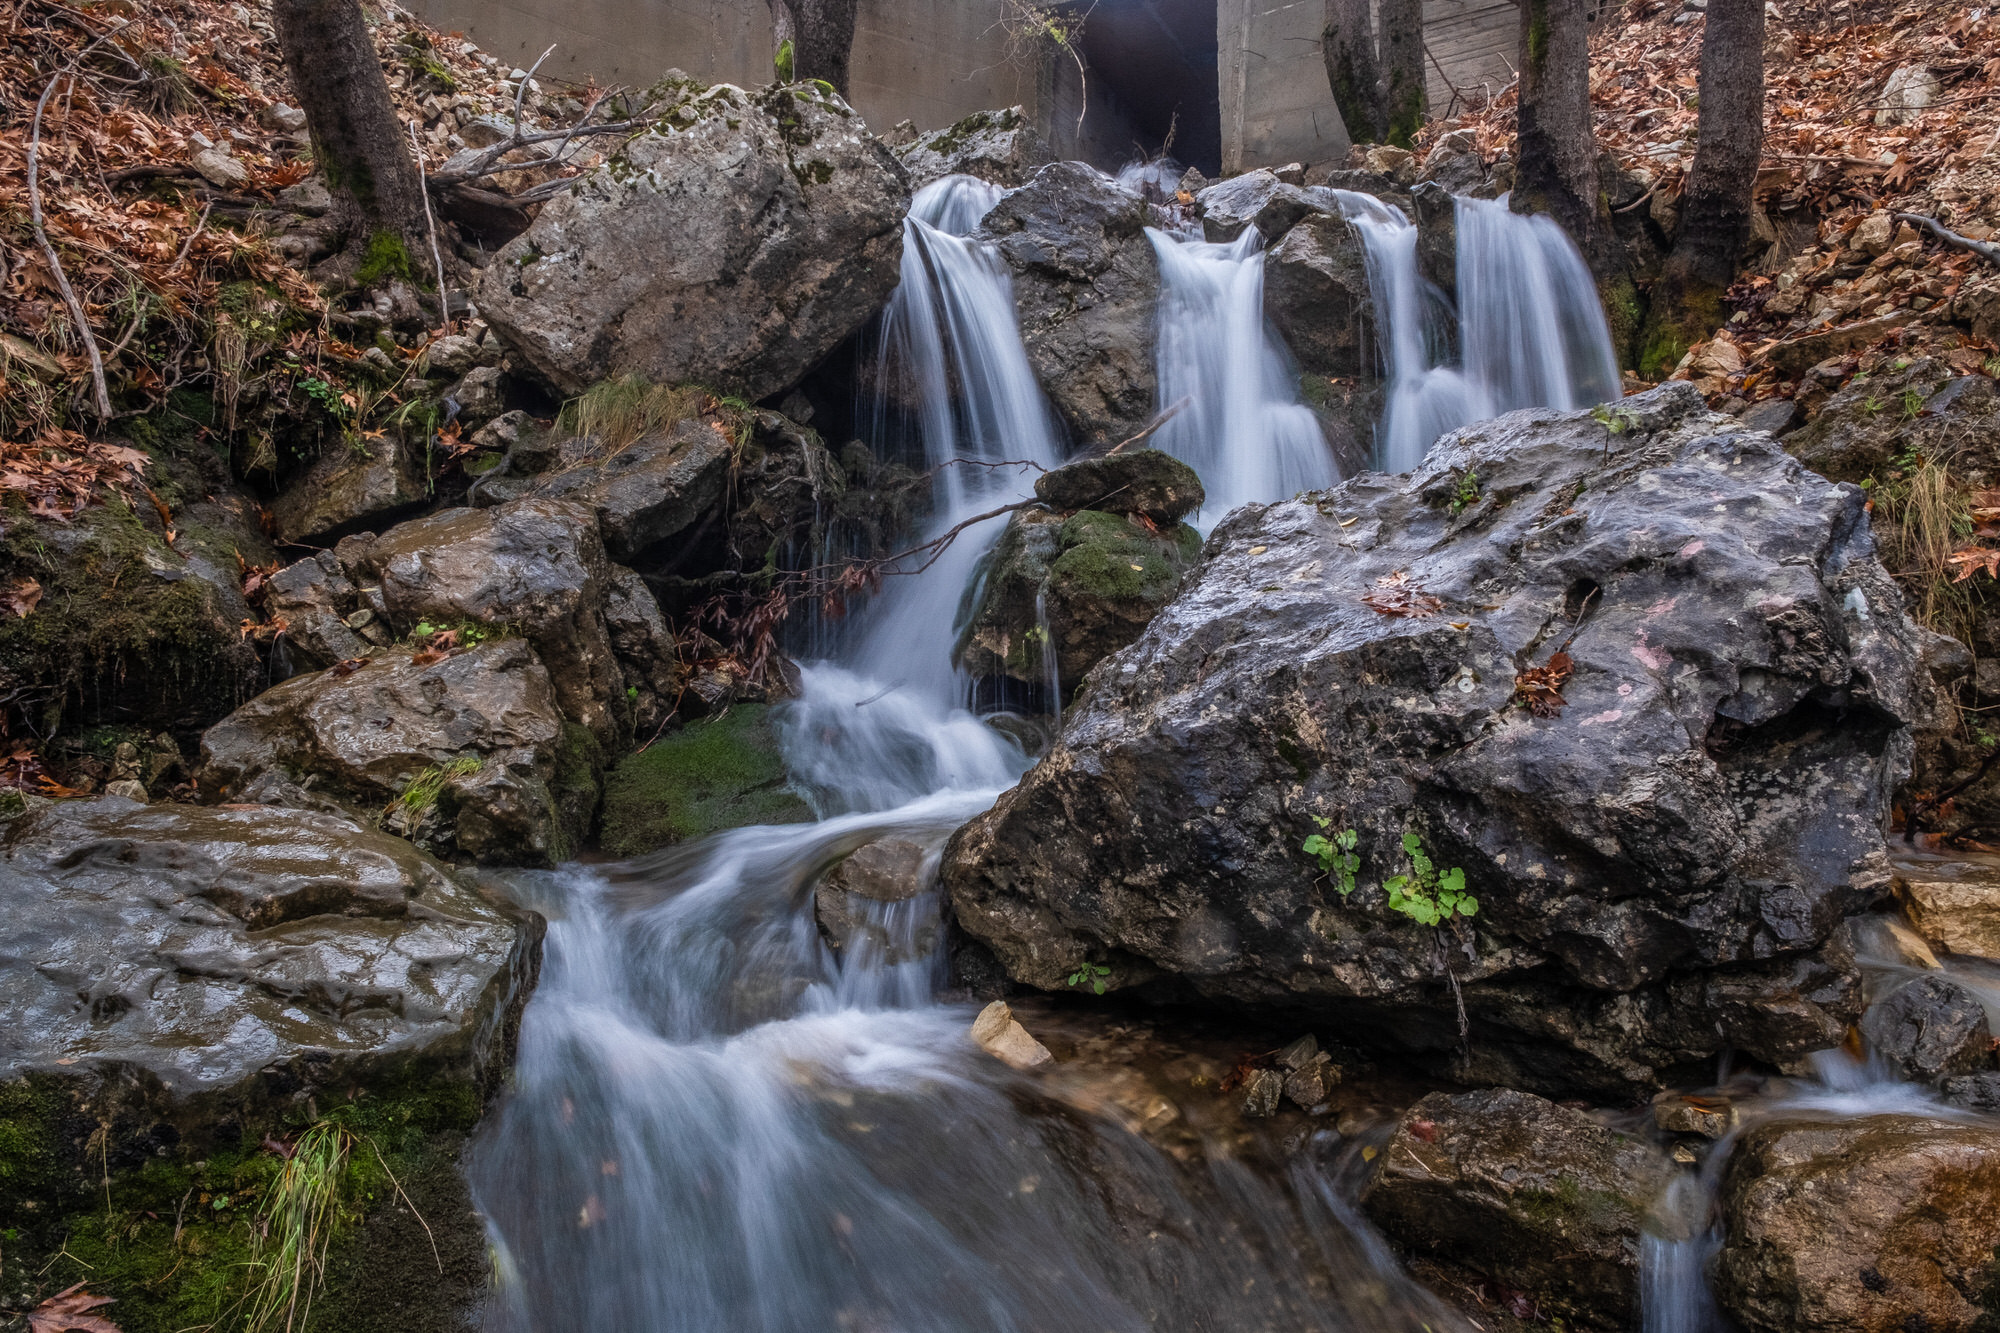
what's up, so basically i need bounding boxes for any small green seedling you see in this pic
[1067,962,1111,994]
[1448,468,1481,518]
[1383,831,1478,927]
[1302,817,1360,897]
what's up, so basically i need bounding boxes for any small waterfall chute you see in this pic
[1145,225,1340,528]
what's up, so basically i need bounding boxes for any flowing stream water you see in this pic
[466,174,1460,1331]
[1333,191,1622,472]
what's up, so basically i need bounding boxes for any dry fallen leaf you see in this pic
[3,576,44,618]
[1949,546,2000,582]
[1514,650,1575,718]
[1361,570,1444,619]
[329,657,370,678]
[26,1283,121,1333]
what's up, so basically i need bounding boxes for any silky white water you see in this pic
[1333,191,1622,472]
[465,170,1471,1332]
[1146,224,1340,528]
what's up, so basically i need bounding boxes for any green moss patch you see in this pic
[598,704,810,856]
[1048,510,1199,604]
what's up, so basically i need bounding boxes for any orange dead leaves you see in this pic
[0,431,150,519]
[1514,651,1575,718]
[1361,570,1444,618]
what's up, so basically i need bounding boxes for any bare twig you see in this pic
[28,21,133,422]
[365,1137,442,1276]
[425,44,641,194]
[407,119,451,336]
[1105,396,1189,454]
[1894,211,2000,266]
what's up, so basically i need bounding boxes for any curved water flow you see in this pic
[1145,225,1340,528]
[1332,191,1621,472]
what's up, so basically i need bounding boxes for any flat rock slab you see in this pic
[0,797,539,1113]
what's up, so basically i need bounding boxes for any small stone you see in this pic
[971,1001,1053,1071]
[1241,1067,1284,1117]
[1270,161,1306,185]
[1875,65,1941,127]
[422,333,484,380]
[259,101,307,133]
[1652,1092,1735,1139]
[278,177,333,217]
[103,779,148,802]
[191,147,248,189]
[1283,1064,1331,1111]
[343,607,376,629]
[1860,975,1994,1082]
[1853,212,1895,257]
[449,365,508,425]
[470,409,531,453]
[1276,1034,1319,1070]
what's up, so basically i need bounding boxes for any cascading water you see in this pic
[1145,225,1341,527]
[466,169,1467,1331]
[1333,190,1622,473]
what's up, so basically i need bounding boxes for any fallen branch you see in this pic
[1106,396,1189,454]
[423,44,641,195]
[27,22,133,422]
[408,119,451,337]
[1894,211,2000,267]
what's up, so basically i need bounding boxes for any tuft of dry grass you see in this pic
[557,376,705,452]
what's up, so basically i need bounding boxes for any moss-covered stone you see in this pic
[597,704,810,856]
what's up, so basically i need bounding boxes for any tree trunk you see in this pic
[1323,0,1385,145]
[1514,0,1638,364]
[272,0,424,259]
[1639,0,1766,377]
[769,0,859,95]
[1379,0,1427,148]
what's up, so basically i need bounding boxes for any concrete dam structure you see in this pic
[400,0,1518,175]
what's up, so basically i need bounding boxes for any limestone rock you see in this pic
[896,107,1053,189]
[199,638,590,866]
[1360,1089,1676,1327]
[1875,65,1941,126]
[364,498,629,746]
[1894,850,2000,959]
[601,564,681,736]
[1859,975,1994,1082]
[971,1000,1053,1070]
[978,162,1162,445]
[944,384,1936,1096]
[447,364,508,426]
[271,433,431,545]
[1716,1115,2000,1333]
[507,416,734,563]
[0,797,537,1104]
[191,147,248,188]
[1195,169,1325,244]
[475,82,908,401]
[815,838,938,962]
[1264,212,1374,379]
[1033,448,1205,525]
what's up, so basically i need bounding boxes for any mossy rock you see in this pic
[1034,448,1205,525]
[598,704,810,856]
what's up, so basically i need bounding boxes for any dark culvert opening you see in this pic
[1073,0,1222,177]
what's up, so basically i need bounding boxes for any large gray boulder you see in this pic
[1196,169,1326,244]
[271,432,430,545]
[475,80,908,400]
[1264,212,1374,379]
[944,384,1937,1096]
[1361,1088,1675,1328]
[978,162,1163,446]
[1716,1115,2000,1333]
[199,638,596,865]
[896,107,1053,189]
[496,416,734,563]
[0,797,537,1112]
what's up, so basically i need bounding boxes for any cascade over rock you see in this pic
[944,384,1940,1096]
[976,162,1164,445]
[475,81,908,400]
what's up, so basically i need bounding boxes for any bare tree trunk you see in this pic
[1514,0,1637,364]
[1379,0,1426,148]
[1323,0,1385,144]
[1639,0,1766,376]
[272,0,423,258]
[769,0,859,95]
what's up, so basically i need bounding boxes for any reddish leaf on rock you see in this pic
[1361,570,1444,619]
[1515,651,1575,718]
[2,576,43,618]
[410,645,451,666]
[1948,546,2000,582]
[26,1283,121,1333]
[329,657,370,678]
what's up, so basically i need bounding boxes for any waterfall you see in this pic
[1145,225,1340,528]
[845,175,1067,707]
[1333,191,1621,473]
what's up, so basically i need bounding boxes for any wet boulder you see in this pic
[1264,212,1374,379]
[944,384,1939,1097]
[1715,1115,2000,1333]
[602,564,682,738]
[1033,448,1204,525]
[1196,169,1326,244]
[475,81,907,401]
[958,506,1202,701]
[1785,357,1983,485]
[199,638,597,866]
[978,162,1163,445]
[263,550,372,671]
[270,432,430,546]
[896,107,1053,189]
[498,416,734,563]
[596,704,811,857]
[0,796,537,1112]
[1360,1089,1675,1327]
[815,837,938,961]
[1859,975,1994,1082]
[356,497,630,747]
[1893,848,2000,959]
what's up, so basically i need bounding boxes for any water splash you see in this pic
[1145,226,1339,528]
[1332,191,1621,472]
